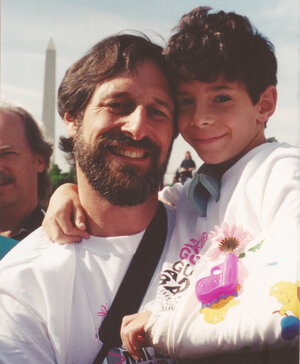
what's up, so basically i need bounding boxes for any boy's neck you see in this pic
[208,137,270,169]
[200,137,274,179]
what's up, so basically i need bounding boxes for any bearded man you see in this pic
[0,34,176,364]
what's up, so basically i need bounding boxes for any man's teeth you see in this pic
[117,148,146,159]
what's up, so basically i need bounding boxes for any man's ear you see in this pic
[256,85,277,124]
[35,155,46,173]
[64,113,78,137]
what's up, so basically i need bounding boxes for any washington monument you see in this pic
[42,38,56,145]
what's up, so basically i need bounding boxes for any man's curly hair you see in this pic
[164,7,277,104]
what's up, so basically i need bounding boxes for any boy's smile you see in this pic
[176,76,273,164]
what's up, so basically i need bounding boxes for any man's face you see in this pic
[0,111,45,210]
[69,60,174,206]
[176,76,266,164]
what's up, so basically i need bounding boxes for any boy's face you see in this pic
[176,76,266,164]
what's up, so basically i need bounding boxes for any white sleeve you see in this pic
[159,183,184,207]
[146,221,299,358]
[0,290,56,364]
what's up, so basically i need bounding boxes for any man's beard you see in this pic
[73,129,171,206]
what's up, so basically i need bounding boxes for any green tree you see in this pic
[49,163,76,193]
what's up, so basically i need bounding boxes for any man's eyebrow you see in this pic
[104,91,130,98]
[153,97,173,109]
[103,92,173,109]
[0,146,13,151]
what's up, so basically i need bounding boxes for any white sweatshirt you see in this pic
[0,204,175,364]
[146,142,299,360]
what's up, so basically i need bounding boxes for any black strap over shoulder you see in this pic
[93,201,168,364]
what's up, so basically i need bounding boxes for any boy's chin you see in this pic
[199,155,228,165]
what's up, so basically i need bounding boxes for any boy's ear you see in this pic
[64,113,78,137]
[256,85,277,124]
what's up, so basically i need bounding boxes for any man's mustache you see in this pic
[96,132,160,155]
[0,173,14,186]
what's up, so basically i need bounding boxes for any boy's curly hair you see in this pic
[164,7,277,104]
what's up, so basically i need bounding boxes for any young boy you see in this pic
[44,7,299,362]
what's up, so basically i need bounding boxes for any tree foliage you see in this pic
[49,163,76,193]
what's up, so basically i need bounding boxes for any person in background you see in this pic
[179,151,196,183]
[0,104,52,258]
[172,169,180,186]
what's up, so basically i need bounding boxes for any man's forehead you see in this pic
[92,65,174,106]
[97,63,168,86]
[0,111,28,147]
[0,110,22,124]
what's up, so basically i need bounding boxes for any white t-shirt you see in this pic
[147,142,299,360]
[0,204,175,364]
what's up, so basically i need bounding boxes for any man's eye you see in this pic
[214,95,231,103]
[107,102,133,114]
[0,151,16,159]
[150,108,167,118]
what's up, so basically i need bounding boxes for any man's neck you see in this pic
[77,175,159,237]
[0,201,38,238]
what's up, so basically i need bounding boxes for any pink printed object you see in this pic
[195,253,238,304]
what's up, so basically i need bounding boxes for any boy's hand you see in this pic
[42,183,89,244]
[121,311,152,361]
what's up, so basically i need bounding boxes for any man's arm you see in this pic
[0,228,78,363]
[0,290,56,364]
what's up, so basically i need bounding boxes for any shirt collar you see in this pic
[11,205,45,241]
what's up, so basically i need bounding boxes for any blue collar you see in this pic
[188,139,277,217]
[187,157,240,217]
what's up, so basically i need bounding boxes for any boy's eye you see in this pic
[177,98,194,107]
[214,95,231,103]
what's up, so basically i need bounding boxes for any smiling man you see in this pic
[0,34,176,364]
[0,104,52,257]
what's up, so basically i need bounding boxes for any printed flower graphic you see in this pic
[97,304,108,317]
[207,223,252,260]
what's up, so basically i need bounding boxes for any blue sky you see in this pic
[1,0,299,181]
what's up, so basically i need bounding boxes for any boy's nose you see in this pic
[121,106,150,140]
[192,107,215,128]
